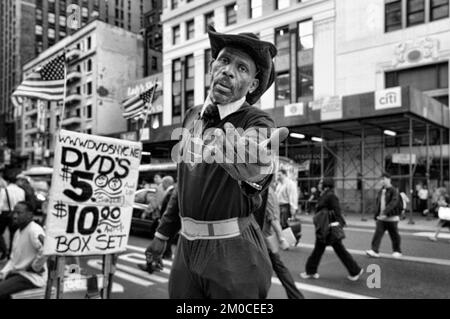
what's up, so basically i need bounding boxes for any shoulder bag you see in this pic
[326,210,345,245]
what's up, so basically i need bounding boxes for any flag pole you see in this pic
[59,49,68,132]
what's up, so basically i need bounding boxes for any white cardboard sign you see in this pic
[43,130,142,256]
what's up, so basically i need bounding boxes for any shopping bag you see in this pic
[438,207,450,221]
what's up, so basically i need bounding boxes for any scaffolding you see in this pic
[280,87,449,224]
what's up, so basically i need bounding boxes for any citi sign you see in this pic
[375,87,402,110]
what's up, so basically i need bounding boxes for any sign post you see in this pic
[43,130,142,298]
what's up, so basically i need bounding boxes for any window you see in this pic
[48,13,55,24]
[298,19,313,50]
[385,0,402,32]
[249,0,262,18]
[430,0,449,20]
[152,57,158,70]
[171,0,179,9]
[48,28,55,39]
[275,72,290,106]
[275,26,289,56]
[297,65,314,98]
[276,0,290,10]
[186,90,195,109]
[407,0,425,26]
[204,11,214,32]
[35,25,43,35]
[386,62,448,105]
[172,94,182,123]
[173,59,182,82]
[87,104,92,118]
[82,7,89,18]
[59,15,66,26]
[186,19,195,40]
[87,82,93,95]
[172,25,180,45]
[87,59,92,72]
[36,8,43,20]
[87,36,92,50]
[226,3,237,25]
[186,55,194,78]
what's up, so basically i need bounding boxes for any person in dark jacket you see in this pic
[301,178,363,281]
[366,172,402,258]
[145,26,290,298]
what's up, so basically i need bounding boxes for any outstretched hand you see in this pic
[206,123,289,182]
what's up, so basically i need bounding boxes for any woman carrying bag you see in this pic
[300,178,363,281]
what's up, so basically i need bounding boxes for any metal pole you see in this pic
[320,132,324,179]
[381,131,385,172]
[361,125,366,221]
[408,118,415,225]
[440,128,443,187]
[342,133,345,208]
[426,124,431,220]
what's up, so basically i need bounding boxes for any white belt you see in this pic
[180,217,242,240]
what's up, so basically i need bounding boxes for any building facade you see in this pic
[152,0,449,215]
[18,20,144,166]
[143,0,163,77]
[0,0,151,159]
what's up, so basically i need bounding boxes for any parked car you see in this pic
[130,162,177,236]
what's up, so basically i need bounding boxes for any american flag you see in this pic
[12,53,66,102]
[122,84,157,120]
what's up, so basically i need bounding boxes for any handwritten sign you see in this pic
[43,130,142,256]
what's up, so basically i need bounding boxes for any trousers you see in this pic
[371,220,402,253]
[168,216,272,299]
[305,239,361,276]
[269,251,304,299]
[0,274,37,299]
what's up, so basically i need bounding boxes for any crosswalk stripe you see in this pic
[298,243,450,267]
[87,260,155,287]
[413,232,450,239]
[87,251,380,299]
[115,263,168,283]
[271,278,376,299]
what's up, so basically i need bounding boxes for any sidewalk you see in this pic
[297,213,439,232]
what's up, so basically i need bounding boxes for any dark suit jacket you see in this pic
[374,186,400,218]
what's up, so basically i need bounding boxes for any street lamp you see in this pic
[384,130,397,137]
[290,133,305,139]
[311,137,323,143]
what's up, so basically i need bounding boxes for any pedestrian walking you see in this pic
[418,184,429,216]
[146,26,288,298]
[261,183,304,299]
[428,195,450,242]
[276,169,298,229]
[0,170,26,261]
[301,178,363,281]
[366,172,403,258]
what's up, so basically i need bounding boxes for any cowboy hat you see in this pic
[207,26,277,105]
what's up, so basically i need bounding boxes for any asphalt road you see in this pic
[76,222,450,299]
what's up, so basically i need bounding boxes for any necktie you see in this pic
[201,103,220,128]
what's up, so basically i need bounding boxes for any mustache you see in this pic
[214,76,233,89]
